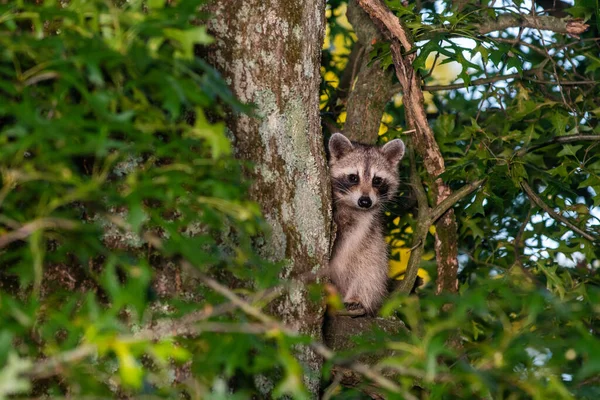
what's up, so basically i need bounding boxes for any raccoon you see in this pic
[328,133,405,314]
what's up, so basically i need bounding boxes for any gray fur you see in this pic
[328,133,405,313]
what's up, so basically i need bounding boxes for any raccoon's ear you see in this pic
[382,139,405,166]
[329,133,353,160]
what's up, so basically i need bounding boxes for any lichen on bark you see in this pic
[205,0,330,394]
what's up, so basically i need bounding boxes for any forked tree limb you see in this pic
[397,167,485,294]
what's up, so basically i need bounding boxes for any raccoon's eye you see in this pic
[348,174,359,183]
[372,177,383,186]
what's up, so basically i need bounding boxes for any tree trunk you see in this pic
[343,0,393,143]
[204,0,329,394]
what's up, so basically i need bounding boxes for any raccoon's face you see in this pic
[328,133,405,211]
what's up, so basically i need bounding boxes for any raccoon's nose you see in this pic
[358,196,372,209]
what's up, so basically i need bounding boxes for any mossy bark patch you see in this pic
[205,0,330,394]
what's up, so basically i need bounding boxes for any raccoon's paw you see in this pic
[342,300,367,317]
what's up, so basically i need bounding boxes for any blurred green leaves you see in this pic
[0,353,31,400]
[0,0,277,397]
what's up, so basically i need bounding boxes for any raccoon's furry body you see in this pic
[328,133,405,313]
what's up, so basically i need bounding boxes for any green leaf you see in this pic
[435,114,455,137]
[188,108,231,159]
[0,353,31,400]
[114,343,143,389]
[164,27,214,60]
[557,144,583,158]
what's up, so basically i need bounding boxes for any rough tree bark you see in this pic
[342,0,393,143]
[204,0,329,394]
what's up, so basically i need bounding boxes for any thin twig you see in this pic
[0,218,79,248]
[493,37,552,57]
[26,300,243,380]
[421,51,440,80]
[516,134,600,157]
[475,15,589,36]
[26,345,97,380]
[28,322,285,380]
[135,302,239,340]
[520,180,597,242]
[23,71,59,86]
[421,70,537,92]
[512,206,539,283]
[406,70,594,94]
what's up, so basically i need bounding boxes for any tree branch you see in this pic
[493,37,549,56]
[528,78,597,86]
[26,299,243,380]
[394,177,485,293]
[517,134,600,157]
[476,15,589,36]
[0,218,79,248]
[421,72,526,92]
[429,179,486,224]
[520,180,597,243]
[512,205,540,284]
[396,148,430,294]
[356,0,413,51]
[27,321,297,380]
[391,70,595,95]
[26,344,97,380]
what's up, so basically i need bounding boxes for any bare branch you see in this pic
[26,345,97,380]
[136,303,239,340]
[27,322,282,380]
[0,218,79,248]
[476,15,589,36]
[512,205,541,284]
[23,71,59,87]
[529,78,597,86]
[517,134,600,156]
[396,148,430,294]
[422,72,526,92]
[520,180,597,242]
[493,37,549,56]
[390,70,594,95]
